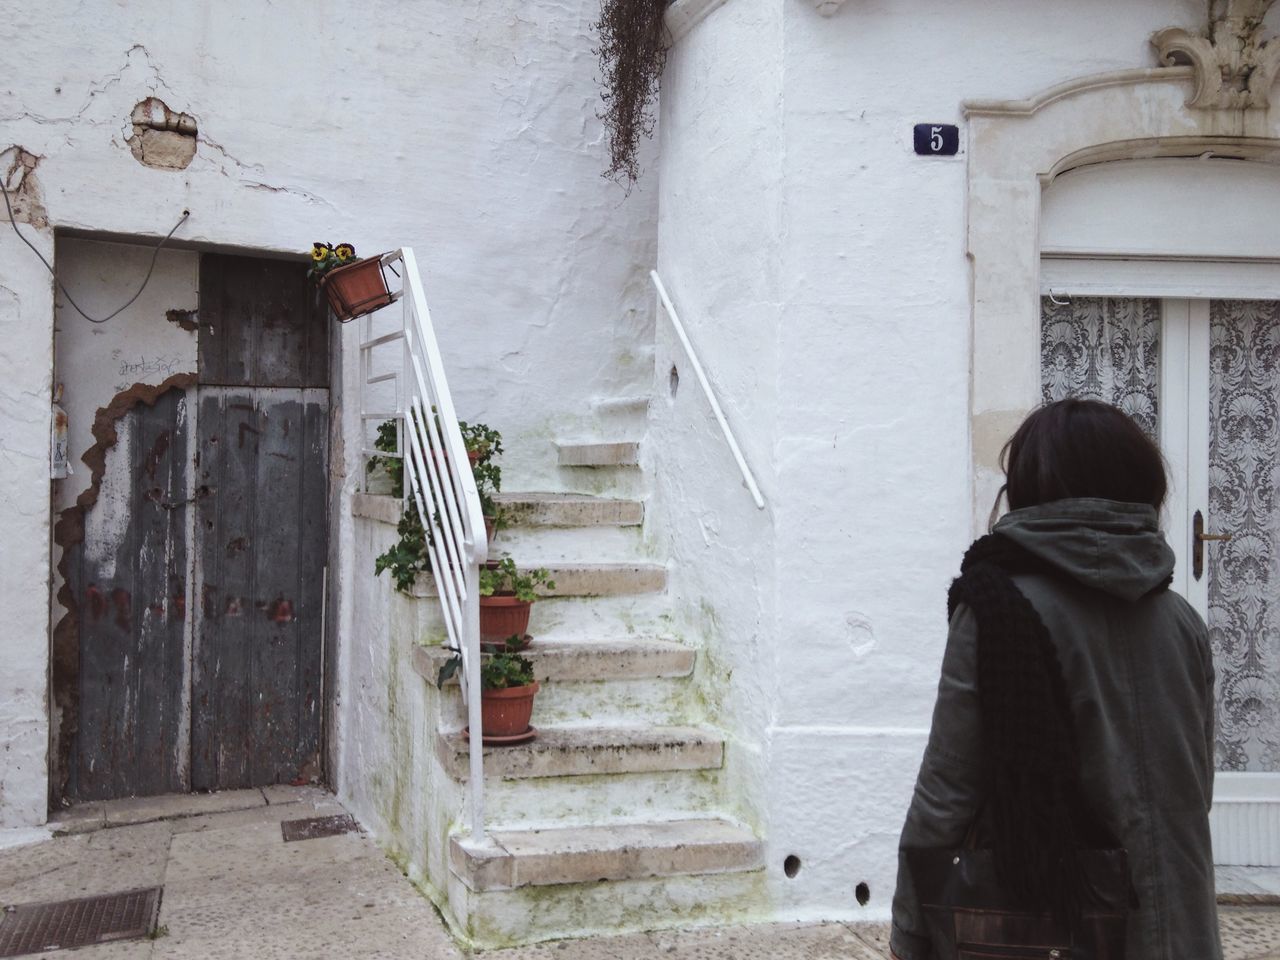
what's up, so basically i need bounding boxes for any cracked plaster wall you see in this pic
[0,1,656,829]
[656,0,1214,926]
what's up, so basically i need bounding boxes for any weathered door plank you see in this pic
[198,254,329,388]
[72,389,189,800]
[192,387,328,790]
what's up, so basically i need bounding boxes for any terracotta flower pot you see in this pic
[320,256,393,321]
[481,681,539,737]
[483,514,497,544]
[479,594,532,641]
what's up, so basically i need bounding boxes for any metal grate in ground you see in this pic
[0,887,161,957]
[280,813,360,843]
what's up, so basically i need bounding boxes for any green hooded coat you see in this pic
[890,498,1221,960]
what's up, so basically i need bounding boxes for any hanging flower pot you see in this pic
[320,257,393,321]
[308,242,394,322]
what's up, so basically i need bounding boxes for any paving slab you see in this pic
[102,789,266,827]
[1222,906,1280,960]
[647,922,886,959]
[0,821,170,905]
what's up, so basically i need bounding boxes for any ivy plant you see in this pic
[373,506,430,594]
[371,415,505,594]
[366,418,404,497]
[479,556,555,601]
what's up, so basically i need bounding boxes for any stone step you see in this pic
[494,492,643,528]
[555,441,640,467]
[413,638,694,686]
[411,562,666,599]
[435,725,723,781]
[450,818,763,892]
[480,768,725,830]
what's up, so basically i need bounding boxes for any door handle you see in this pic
[1193,509,1232,581]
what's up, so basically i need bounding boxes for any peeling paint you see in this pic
[50,373,195,804]
[0,146,47,227]
[165,308,197,332]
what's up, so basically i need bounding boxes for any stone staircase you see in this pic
[406,439,763,945]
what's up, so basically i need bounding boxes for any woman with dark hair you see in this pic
[890,399,1220,960]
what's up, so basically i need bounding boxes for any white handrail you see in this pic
[650,270,766,510]
[358,248,489,845]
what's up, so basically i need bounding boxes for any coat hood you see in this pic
[993,498,1175,602]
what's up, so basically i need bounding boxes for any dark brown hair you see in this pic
[999,399,1167,515]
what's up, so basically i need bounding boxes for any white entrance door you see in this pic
[1042,294,1280,865]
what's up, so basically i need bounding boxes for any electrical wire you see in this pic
[0,177,190,324]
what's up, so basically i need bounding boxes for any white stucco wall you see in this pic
[657,0,1209,922]
[0,0,656,827]
[0,229,54,829]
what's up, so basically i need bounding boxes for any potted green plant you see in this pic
[460,420,504,539]
[437,641,539,743]
[309,241,393,322]
[479,556,554,642]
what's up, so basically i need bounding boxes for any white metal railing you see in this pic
[358,248,490,844]
[650,270,766,510]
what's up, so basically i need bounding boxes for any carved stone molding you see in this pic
[812,0,850,14]
[1153,0,1280,108]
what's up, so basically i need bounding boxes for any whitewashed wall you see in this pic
[0,0,655,828]
[656,0,1208,922]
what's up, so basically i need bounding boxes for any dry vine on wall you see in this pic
[594,0,671,186]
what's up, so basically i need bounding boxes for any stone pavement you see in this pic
[0,788,1276,959]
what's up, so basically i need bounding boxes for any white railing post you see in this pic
[650,270,766,510]
[357,247,490,847]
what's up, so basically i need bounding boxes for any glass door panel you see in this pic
[1040,295,1161,436]
[1208,299,1280,771]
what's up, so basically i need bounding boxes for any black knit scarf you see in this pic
[948,533,1135,926]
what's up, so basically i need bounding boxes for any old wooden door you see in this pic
[192,254,330,790]
[68,254,329,801]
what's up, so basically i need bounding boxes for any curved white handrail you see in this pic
[358,248,489,844]
[650,270,766,510]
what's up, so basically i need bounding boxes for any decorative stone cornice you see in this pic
[1153,0,1280,108]
[812,0,850,14]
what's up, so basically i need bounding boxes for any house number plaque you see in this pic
[913,124,959,156]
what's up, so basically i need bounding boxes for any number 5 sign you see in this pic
[913,123,960,156]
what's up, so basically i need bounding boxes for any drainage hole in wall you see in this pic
[783,855,801,878]
[855,881,870,905]
[668,364,679,398]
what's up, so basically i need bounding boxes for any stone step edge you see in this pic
[434,726,724,781]
[449,818,763,892]
[410,563,667,599]
[351,492,644,529]
[412,639,695,687]
[493,492,643,528]
[555,441,641,467]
